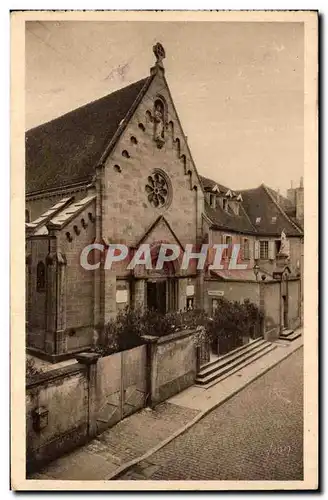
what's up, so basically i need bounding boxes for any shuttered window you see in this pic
[243,238,250,260]
[259,241,269,260]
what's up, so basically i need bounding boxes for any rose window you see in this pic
[145,172,169,208]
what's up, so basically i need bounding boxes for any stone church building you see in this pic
[25,44,303,362]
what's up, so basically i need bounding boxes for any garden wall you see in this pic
[26,330,198,473]
[288,279,301,330]
[152,329,197,405]
[26,363,88,473]
[262,281,281,341]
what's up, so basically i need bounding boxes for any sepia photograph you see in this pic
[10,10,318,491]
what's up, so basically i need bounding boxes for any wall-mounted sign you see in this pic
[208,290,224,297]
[116,289,128,304]
[186,285,195,297]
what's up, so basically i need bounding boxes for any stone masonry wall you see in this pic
[101,72,203,250]
[59,200,96,351]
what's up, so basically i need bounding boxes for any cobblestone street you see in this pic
[118,348,303,481]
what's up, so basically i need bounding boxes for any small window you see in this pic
[223,199,228,212]
[209,193,216,208]
[259,241,269,260]
[212,298,219,315]
[256,217,261,225]
[271,216,277,224]
[186,297,194,311]
[36,261,46,292]
[25,209,30,223]
[224,235,232,259]
[243,238,250,260]
[275,239,281,254]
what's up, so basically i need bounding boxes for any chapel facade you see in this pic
[25,44,303,362]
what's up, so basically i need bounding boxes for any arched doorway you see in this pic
[145,247,178,313]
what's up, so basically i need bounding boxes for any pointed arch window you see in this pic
[36,261,46,292]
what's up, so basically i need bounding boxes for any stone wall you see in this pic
[288,279,301,330]
[149,330,197,405]
[26,237,49,349]
[204,280,260,314]
[26,363,88,473]
[262,281,281,340]
[59,200,97,352]
[101,71,203,250]
[26,331,198,472]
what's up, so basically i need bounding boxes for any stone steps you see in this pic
[195,338,277,388]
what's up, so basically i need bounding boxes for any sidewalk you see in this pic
[30,330,303,481]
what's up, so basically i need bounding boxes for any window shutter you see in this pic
[268,240,275,260]
[254,240,260,260]
[249,239,254,260]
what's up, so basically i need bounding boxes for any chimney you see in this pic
[296,178,304,222]
[287,181,296,205]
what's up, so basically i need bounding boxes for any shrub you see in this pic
[206,297,263,354]
[96,298,262,357]
[26,357,43,380]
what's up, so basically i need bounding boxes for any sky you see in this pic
[25,20,304,194]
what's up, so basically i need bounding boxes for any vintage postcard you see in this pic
[11,10,318,491]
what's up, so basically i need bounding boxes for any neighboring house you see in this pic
[25,44,303,362]
[201,176,303,340]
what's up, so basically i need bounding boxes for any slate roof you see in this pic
[240,185,303,236]
[204,203,255,234]
[200,175,230,194]
[210,268,273,282]
[201,175,255,233]
[201,175,302,237]
[26,77,151,195]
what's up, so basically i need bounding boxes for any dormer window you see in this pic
[256,217,261,225]
[209,193,216,208]
[271,216,277,224]
[223,198,228,212]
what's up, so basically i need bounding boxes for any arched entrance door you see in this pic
[145,249,178,313]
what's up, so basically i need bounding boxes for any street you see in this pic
[118,348,303,481]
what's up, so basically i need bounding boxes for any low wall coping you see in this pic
[156,328,197,346]
[26,363,86,390]
[140,335,159,344]
[75,352,101,365]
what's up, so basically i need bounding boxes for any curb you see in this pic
[107,342,303,480]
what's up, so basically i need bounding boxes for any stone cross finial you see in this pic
[153,42,166,65]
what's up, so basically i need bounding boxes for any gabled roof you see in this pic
[26,195,96,235]
[49,195,96,230]
[200,175,255,233]
[240,185,303,236]
[200,175,229,194]
[26,77,151,195]
[265,186,296,216]
[25,196,74,235]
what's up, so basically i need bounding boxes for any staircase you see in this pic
[279,328,302,342]
[195,338,277,389]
